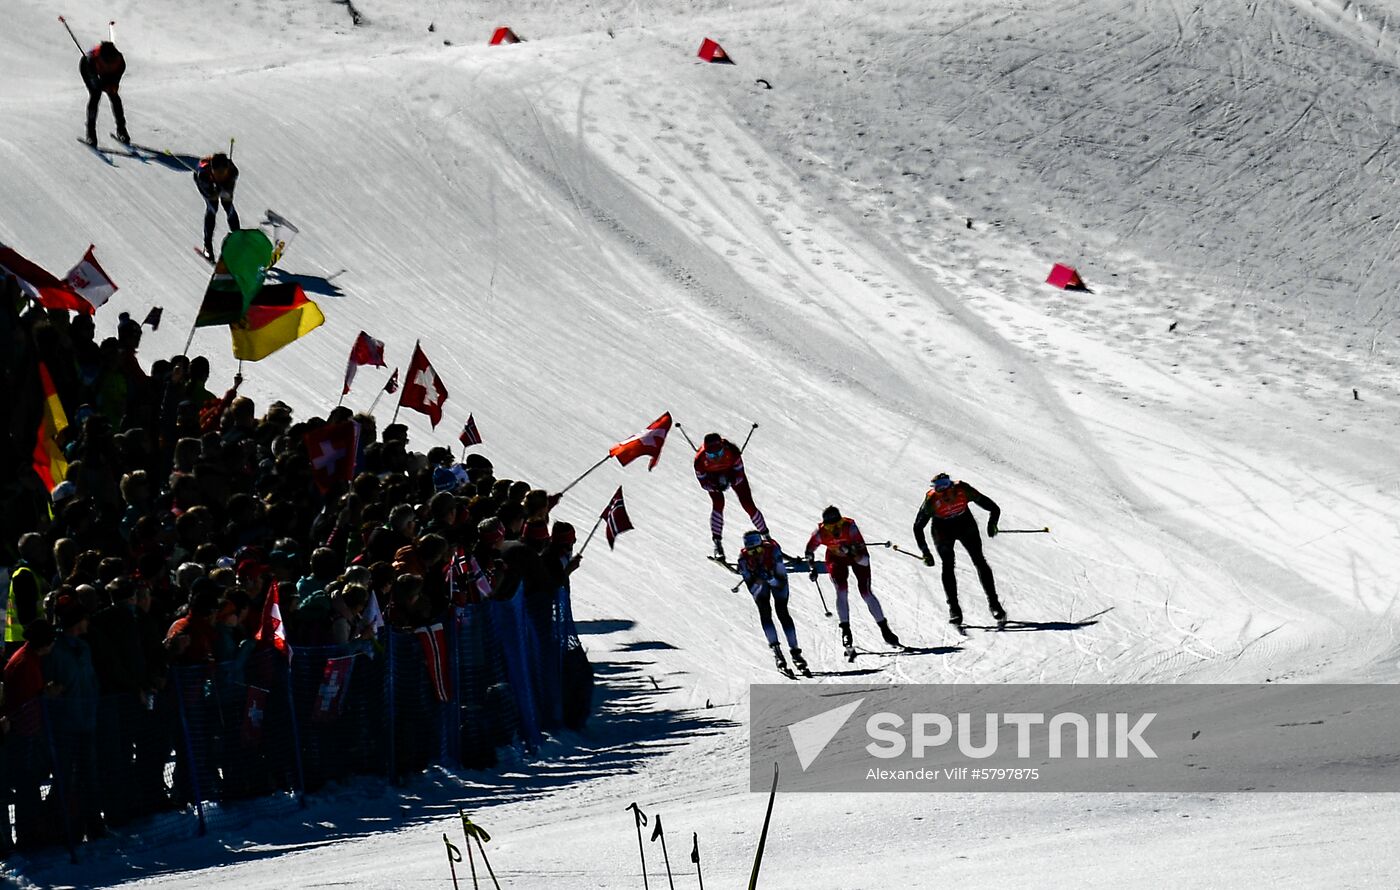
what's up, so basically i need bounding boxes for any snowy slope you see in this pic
[4,0,1400,886]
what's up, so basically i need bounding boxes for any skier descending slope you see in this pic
[194,153,241,259]
[79,41,127,146]
[805,506,901,660]
[736,530,809,678]
[693,432,768,560]
[913,473,1006,629]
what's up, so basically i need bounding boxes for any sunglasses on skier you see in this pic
[932,475,952,491]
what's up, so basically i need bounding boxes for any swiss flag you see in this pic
[312,655,355,722]
[256,581,289,653]
[343,331,387,395]
[601,486,634,550]
[609,411,672,470]
[399,342,449,427]
[303,421,360,493]
[241,685,269,746]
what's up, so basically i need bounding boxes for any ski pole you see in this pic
[747,763,779,890]
[444,835,462,890]
[877,542,926,561]
[997,527,1051,534]
[108,20,116,42]
[229,137,236,159]
[738,422,759,453]
[626,802,650,890]
[811,574,832,618]
[58,16,84,53]
[651,814,675,890]
[673,422,698,451]
[691,833,704,890]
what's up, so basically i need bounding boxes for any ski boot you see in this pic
[840,622,855,662]
[991,604,1008,630]
[771,642,795,679]
[948,611,967,636]
[712,535,726,562]
[790,648,811,678]
[115,128,130,145]
[877,619,902,648]
[84,131,97,147]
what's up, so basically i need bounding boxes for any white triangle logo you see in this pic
[787,698,863,771]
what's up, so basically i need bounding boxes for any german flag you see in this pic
[32,361,68,491]
[230,282,324,361]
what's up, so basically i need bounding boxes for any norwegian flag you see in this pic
[63,245,119,310]
[609,412,672,470]
[398,342,449,428]
[303,421,360,493]
[459,414,482,448]
[447,548,493,605]
[241,685,269,746]
[256,581,289,653]
[415,623,452,703]
[601,486,634,550]
[312,655,355,722]
[383,368,400,394]
[342,331,387,395]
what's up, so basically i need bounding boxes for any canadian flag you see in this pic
[609,411,672,470]
[63,245,119,310]
[256,581,288,653]
[342,330,386,395]
[303,421,360,493]
[601,486,634,550]
[398,342,449,428]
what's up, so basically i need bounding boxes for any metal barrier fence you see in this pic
[1,588,588,857]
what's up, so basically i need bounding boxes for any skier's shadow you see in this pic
[964,619,1098,632]
[811,667,884,678]
[855,645,964,658]
[269,267,344,297]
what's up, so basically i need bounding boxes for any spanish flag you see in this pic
[32,361,68,491]
[230,282,325,361]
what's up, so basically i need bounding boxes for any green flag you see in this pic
[194,229,274,327]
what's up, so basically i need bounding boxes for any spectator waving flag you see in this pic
[32,361,69,491]
[609,411,672,470]
[459,414,482,448]
[343,330,386,396]
[256,581,289,653]
[383,368,400,394]
[399,342,449,428]
[602,486,634,550]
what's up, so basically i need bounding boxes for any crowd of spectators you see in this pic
[0,275,588,855]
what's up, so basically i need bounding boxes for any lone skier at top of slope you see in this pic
[194,153,241,259]
[79,40,127,146]
[736,530,809,678]
[912,472,1005,628]
[694,431,768,561]
[805,505,901,657]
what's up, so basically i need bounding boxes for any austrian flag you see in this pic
[399,342,449,427]
[609,411,672,470]
[601,486,634,550]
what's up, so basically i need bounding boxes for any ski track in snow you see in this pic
[5,0,1400,886]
